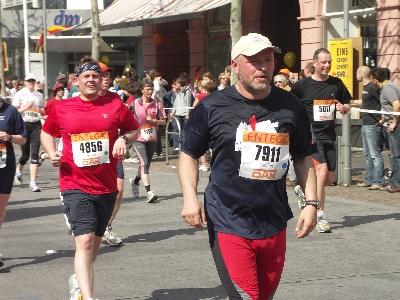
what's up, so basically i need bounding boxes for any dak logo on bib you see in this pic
[235,118,290,180]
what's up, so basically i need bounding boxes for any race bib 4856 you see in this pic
[71,131,110,167]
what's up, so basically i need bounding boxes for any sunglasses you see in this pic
[26,79,36,82]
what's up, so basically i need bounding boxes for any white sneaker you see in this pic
[14,173,22,185]
[29,182,41,192]
[174,147,180,151]
[132,157,140,163]
[147,190,158,203]
[316,215,332,233]
[68,274,82,300]
[123,158,134,163]
[294,185,306,210]
[199,165,210,171]
[129,178,140,198]
[103,226,122,246]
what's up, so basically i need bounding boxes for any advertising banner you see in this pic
[328,39,353,96]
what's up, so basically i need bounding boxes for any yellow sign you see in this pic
[328,39,353,96]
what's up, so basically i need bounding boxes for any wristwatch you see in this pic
[8,134,12,142]
[302,200,320,210]
[119,135,128,144]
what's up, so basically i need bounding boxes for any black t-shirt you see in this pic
[291,76,351,140]
[361,81,381,125]
[181,85,314,239]
[0,102,26,169]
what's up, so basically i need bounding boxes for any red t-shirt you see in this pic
[196,93,208,102]
[43,98,61,116]
[42,95,138,194]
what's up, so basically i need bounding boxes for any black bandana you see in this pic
[75,63,102,77]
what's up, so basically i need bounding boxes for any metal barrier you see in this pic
[335,136,343,185]
[164,116,182,165]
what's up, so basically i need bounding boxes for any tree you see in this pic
[0,1,5,98]
[230,0,243,85]
[91,0,100,60]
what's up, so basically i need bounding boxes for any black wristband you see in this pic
[304,200,320,209]
[119,135,128,144]
[8,134,13,142]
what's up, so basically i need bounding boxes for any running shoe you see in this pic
[316,215,331,233]
[129,178,140,198]
[123,157,135,163]
[147,190,158,203]
[199,165,210,171]
[294,185,306,210]
[68,274,82,300]
[103,226,122,246]
[29,182,41,192]
[38,151,46,167]
[14,174,22,185]
[132,157,140,164]
[356,182,371,187]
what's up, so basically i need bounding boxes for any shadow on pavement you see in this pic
[144,285,227,300]
[123,228,199,244]
[330,213,400,230]
[5,204,62,222]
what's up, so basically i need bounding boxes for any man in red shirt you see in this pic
[41,56,139,300]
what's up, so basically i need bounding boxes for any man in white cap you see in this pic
[12,73,45,192]
[179,33,318,299]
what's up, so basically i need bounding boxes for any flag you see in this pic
[194,66,201,83]
[37,29,44,53]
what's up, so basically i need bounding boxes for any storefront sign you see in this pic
[328,39,353,96]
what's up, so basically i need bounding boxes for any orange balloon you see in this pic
[153,33,164,46]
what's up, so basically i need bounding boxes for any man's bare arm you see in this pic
[179,151,206,229]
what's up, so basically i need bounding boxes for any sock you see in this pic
[145,185,150,192]
[40,153,45,159]
[107,224,112,230]
[30,181,35,185]
[134,176,141,185]
[16,168,21,176]
[317,211,324,218]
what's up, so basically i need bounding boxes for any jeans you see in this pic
[388,125,400,187]
[155,128,162,154]
[361,125,385,186]
[172,116,187,148]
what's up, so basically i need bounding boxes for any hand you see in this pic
[387,123,397,132]
[335,100,347,114]
[0,131,9,142]
[49,151,63,168]
[295,206,317,238]
[112,137,127,157]
[26,100,35,109]
[181,197,207,230]
[145,115,153,123]
[185,115,190,120]
[169,112,175,117]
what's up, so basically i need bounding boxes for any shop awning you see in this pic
[30,35,121,53]
[57,0,231,36]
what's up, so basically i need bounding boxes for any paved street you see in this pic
[1,149,400,299]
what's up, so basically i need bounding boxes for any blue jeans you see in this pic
[361,125,385,186]
[388,125,400,187]
[172,116,187,148]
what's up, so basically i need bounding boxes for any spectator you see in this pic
[218,72,229,90]
[274,74,291,91]
[371,67,400,193]
[170,77,194,150]
[303,62,315,78]
[356,66,385,190]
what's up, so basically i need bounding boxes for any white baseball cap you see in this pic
[231,33,281,60]
[24,73,36,81]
